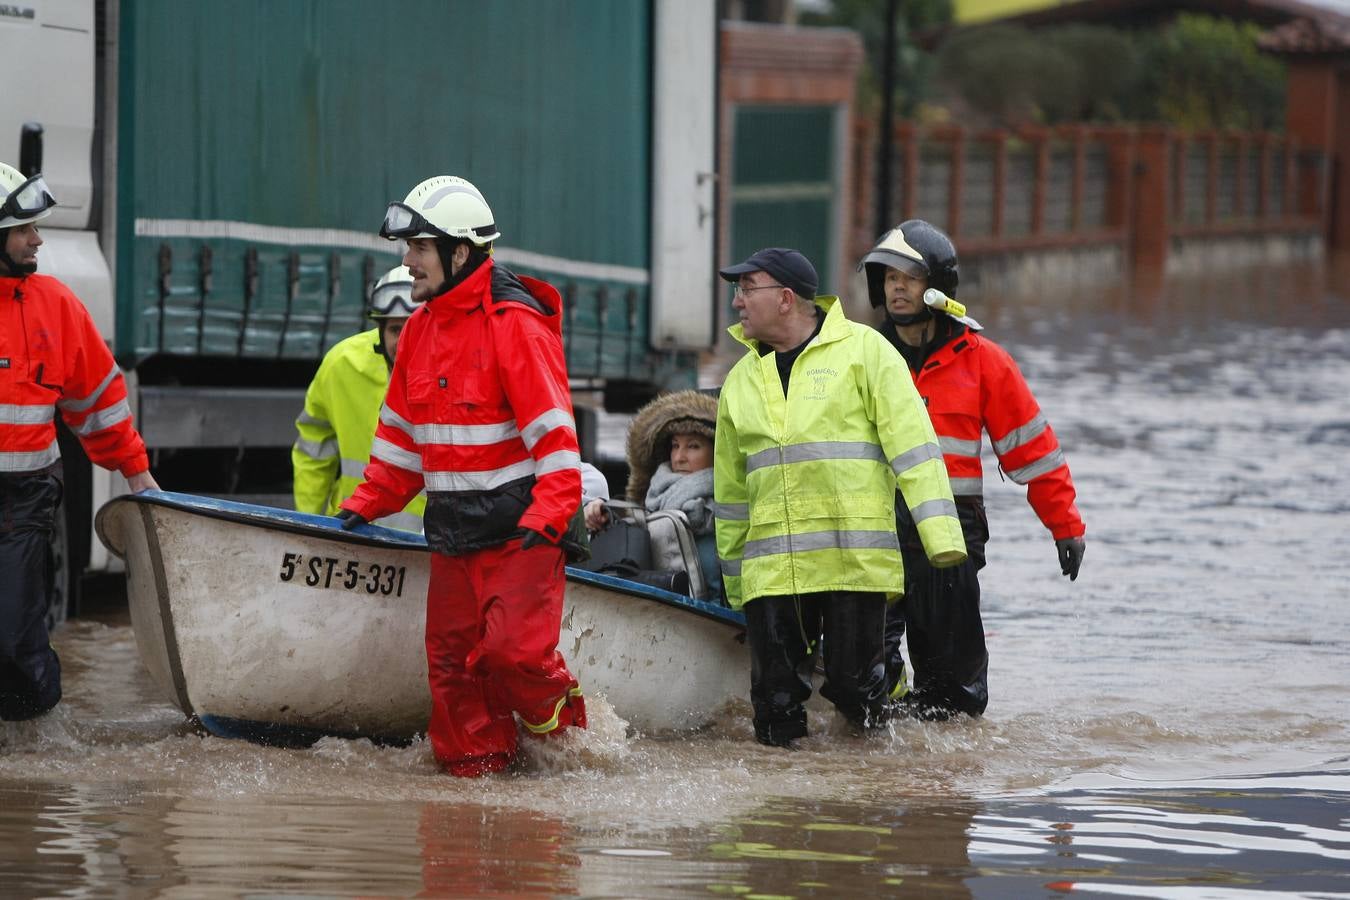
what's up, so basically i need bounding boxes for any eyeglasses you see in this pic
[733,282,785,298]
[0,174,56,222]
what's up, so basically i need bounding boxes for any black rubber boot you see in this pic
[744,595,815,747]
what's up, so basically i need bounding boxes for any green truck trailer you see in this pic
[1,0,716,617]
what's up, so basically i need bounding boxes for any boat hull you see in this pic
[96,491,749,741]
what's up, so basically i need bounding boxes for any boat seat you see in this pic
[576,501,712,601]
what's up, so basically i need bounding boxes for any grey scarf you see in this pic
[644,463,715,535]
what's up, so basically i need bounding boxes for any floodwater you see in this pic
[3,265,1350,898]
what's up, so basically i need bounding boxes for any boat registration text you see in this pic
[278,552,408,597]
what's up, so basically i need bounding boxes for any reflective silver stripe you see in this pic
[910,497,959,524]
[72,399,132,436]
[535,449,581,477]
[424,182,489,209]
[371,436,423,473]
[415,420,520,446]
[992,413,1048,456]
[890,442,943,475]
[57,363,119,413]
[0,403,55,425]
[938,435,981,458]
[949,477,983,496]
[297,410,330,429]
[721,558,742,577]
[743,529,899,560]
[374,509,423,532]
[0,440,61,472]
[520,408,575,451]
[713,502,749,521]
[745,447,778,473]
[339,457,366,480]
[295,437,338,460]
[379,404,417,441]
[1007,447,1066,484]
[424,458,535,492]
[745,441,887,473]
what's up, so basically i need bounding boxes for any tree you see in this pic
[1133,14,1285,130]
[800,0,954,118]
[935,23,1137,125]
[931,14,1283,129]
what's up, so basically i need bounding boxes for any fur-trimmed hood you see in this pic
[624,390,718,504]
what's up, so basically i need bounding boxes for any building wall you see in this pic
[852,121,1326,299]
[719,22,864,300]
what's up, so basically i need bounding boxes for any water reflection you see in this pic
[706,796,978,898]
[417,801,578,897]
[5,771,1348,897]
[969,776,1350,897]
[0,782,578,897]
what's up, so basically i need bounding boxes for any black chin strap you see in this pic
[372,335,394,369]
[0,255,34,276]
[887,305,933,327]
[433,240,489,297]
[0,227,33,275]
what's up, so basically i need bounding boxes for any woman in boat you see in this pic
[594,389,724,604]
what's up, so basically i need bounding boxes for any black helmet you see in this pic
[858,218,959,308]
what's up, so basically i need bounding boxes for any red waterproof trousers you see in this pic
[426,539,585,776]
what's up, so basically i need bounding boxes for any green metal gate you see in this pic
[728,105,838,292]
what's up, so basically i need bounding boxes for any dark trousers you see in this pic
[885,498,989,717]
[744,590,889,746]
[0,471,63,721]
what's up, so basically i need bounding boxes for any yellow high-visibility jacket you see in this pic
[713,297,965,609]
[292,328,425,531]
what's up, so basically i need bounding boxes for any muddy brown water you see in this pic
[3,266,1349,897]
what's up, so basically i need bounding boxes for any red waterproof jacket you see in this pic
[343,259,581,555]
[890,322,1084,541]
[1,273,148,477]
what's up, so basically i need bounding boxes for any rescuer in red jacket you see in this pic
[338,175,586,776]
[860,219,1086,720]
[0,162,160,721]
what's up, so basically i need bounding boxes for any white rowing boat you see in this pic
[94,490,749,743]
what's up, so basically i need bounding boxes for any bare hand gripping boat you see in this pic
[95,491,749,743]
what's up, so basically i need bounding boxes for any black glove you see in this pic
[1056,537,1085,581]
[521,528,554,550]
[336,509,367,531]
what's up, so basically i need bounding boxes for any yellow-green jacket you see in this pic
[713,297,966,609]
[292,328,425,531]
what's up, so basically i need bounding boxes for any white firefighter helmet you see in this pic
[379,175,500,246]
[0,161,57,230]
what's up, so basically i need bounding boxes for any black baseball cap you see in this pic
[719,247,819,300]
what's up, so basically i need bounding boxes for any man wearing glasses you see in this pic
[1,162,159,721]
[338,175,587,776]
[292,265,426,532]
[712,247,966,748]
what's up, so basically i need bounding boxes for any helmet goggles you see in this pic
[0,174,57,223]
[379,202,443,241]
[379,199,499,244]
[368,280,418,318]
